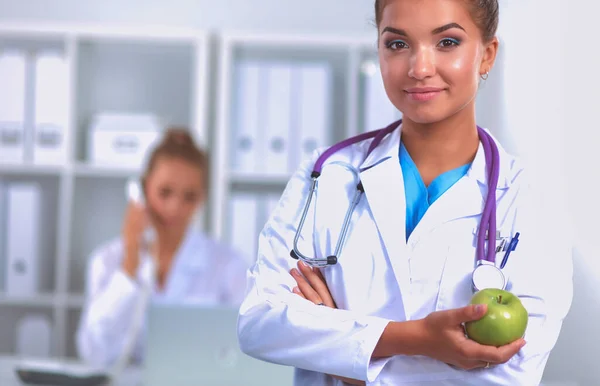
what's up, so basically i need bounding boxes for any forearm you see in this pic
[78,271,141,366]
[372,320,426,359]
[121,243,140,278]
[238,288,392,382]
[77,319,130,367]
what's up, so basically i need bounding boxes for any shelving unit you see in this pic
[0,22,211,359]
[0,23,387,360]
[211,33,382,243]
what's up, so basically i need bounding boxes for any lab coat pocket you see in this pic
[435,224,479,312]
[370,356,467,385]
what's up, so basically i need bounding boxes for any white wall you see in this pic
[542,2,600,385]
[481,3,600,385]
[0,0,377,35]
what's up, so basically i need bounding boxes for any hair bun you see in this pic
[163,127,194,147]
[143,125,209,191]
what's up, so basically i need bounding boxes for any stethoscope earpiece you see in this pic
[289,250,337,266]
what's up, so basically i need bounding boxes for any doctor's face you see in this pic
[378,0,497,124]
[144,156,205,232]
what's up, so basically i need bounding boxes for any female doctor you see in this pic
[77,128,250,367]
[237,0,573,385]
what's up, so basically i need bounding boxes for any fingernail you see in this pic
[521,340,527,347]
[291,268,299,276]
[300,261,311,270]
[292,286,300,293]
[474,304,483,313]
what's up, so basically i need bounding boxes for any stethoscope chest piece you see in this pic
[472,260,506,292]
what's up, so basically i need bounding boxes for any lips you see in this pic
[405,87,445,102]
[405,87,444,93]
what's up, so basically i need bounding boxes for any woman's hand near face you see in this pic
[290,262,365,386]
[121,202,150,278]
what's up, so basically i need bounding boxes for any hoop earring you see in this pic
[480,72,489,80]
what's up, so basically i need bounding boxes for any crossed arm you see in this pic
[288,261,526,385]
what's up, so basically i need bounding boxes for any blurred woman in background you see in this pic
[76,128,250,367]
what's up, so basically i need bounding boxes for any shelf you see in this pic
[0,33,66,51]
[0,293,57,307]
[73,163,139,179]
[0,305,56,357]
[65,295,85,308]
[223,31,373,48]
[0,293,86,308]
[0,22,203,43]
[211,33,360,239]
[74,38,196,163]
[69,178,127,293]
[0,164,64,176]
[0,22,377,358]
[229,171,291,187]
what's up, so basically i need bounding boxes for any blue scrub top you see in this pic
[399,142,472,240]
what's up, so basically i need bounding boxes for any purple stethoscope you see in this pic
[290,119,517,292]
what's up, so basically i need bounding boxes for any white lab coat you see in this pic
[77,227,250,367]
[237,124,573,386]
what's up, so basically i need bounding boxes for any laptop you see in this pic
[143,302,295,386]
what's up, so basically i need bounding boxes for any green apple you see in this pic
[465,288,528,347]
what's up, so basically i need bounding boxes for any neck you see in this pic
[400,107,479,185]
[155,226,187,260]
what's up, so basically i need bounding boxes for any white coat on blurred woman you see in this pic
[77,128,250,367]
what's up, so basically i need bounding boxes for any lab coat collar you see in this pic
[358,125,410,318]
[359,121,402,172]
[154,227,209,300]
[174,228,210,271]
[360,122,515,190]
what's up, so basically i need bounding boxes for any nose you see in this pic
[164,197,187,220]
[408,47,436,80]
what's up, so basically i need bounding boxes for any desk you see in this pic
[0,356,141,385]
[0,354,294,386]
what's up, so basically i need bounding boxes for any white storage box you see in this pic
[87,113,164,169]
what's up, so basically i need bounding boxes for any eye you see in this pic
[385,39,408,51]
[159,188,172,199]
[184,192,198,203]
[438,37,461,48]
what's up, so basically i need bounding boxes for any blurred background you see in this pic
[0,0,596,385]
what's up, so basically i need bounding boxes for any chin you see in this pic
[166,222,186,230]
[402,111,448,125]
[401,103,464,126]
[157,220,183,231]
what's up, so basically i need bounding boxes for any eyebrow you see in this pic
[381,23,465,36]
